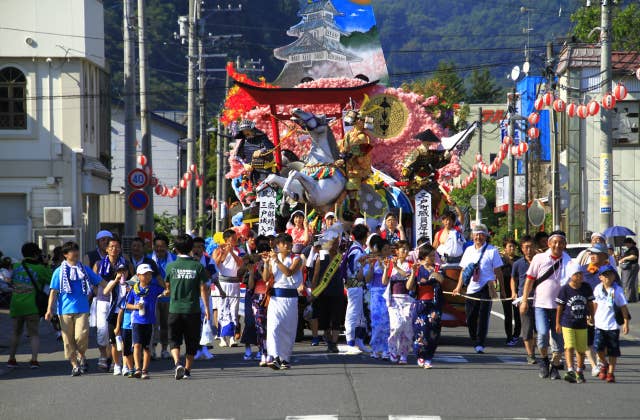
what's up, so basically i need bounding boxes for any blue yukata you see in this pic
[364,260,390,355]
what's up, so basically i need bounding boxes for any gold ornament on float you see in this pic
[360,94,408,139]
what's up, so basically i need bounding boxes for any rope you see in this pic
[442,291,515,302]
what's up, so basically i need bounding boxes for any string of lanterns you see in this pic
[136,154,204,200]
[533,82,628,119]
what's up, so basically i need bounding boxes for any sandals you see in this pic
[141,370,150,380]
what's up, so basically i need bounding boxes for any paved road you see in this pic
[1,303,639,420]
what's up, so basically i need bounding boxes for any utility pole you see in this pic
[185,0,197,235]
[507,89,516,235]
[599,0,613,232]
[123,0,137,238]
[197,11,206,237]
[548,41,561,231]
[138,0,154,234]
[476,107,482,224]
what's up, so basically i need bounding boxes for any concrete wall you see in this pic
[0,0,105,68]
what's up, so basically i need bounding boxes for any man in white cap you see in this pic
[453,223,503,354]
[575,232,616,267]
[520,230,572,380]
[83,230,112,269]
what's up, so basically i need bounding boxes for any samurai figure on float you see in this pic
[338,108,375,213]
[401,129,452,197]
[231,119,277,207]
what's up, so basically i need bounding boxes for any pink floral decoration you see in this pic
[226,79,463,181]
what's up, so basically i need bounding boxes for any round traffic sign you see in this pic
[127,168,149,189]
[470,194,487,210]
[128,190,150,211]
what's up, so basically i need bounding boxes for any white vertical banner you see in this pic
[257,187,277,236]
[414,189,432,247]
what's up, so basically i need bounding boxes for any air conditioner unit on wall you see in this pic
[43,207,73,227]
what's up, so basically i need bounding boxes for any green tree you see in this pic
[433,62,466,105]
[467,69,502,103]
[571,2,640,50]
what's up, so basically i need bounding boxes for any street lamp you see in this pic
[177,137,193,235]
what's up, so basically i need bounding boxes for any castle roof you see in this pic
[299,0,342,17]
[288,16,347,37]
[274,31,361,62]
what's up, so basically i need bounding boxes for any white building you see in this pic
[0,0,109,259]
[556,44,640,243]
[101,106,187,235]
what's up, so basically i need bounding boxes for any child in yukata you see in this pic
[382,240,415,364]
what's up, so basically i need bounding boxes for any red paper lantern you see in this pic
[179,179,188,189]
[577,104,588,119]
[528,112,540,125]
[499,150,507,161]
[543,91,554,106]
[183,172,193,182]
[602,93,617,110]
[475,153,483,162]
[553,98,566,113]
[614,83,628,101]
[527,127,540,139]
[189,164,198,174]
[154,184,163,195]
[534,97,544,111]
[587,100,600,116]
[137,154,147,167]
[518,142,529,154]
[171,187,179,197]
[567,102,577,118]
[503,136,513,146]
[510,146,519,156]
[196,177,203,188]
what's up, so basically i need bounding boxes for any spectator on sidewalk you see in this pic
[619,238,638,303]
[7,243,52,369]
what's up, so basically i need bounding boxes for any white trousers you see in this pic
[345,287,365,343]
[266,296,298,362]
[95,300,111,347]
[218,282,240,337]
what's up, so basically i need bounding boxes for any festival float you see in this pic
[219,0,478,327]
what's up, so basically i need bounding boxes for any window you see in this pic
[612,101,639,146]
[0,67,27,130]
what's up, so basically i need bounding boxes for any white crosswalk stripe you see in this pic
[388,416,442,420]
[285,416,339,420]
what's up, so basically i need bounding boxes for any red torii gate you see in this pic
[233,79,379,168]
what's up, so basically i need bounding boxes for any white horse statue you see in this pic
[257,108,346,211]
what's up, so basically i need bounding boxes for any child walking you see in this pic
[382,240,415,364]
[411,245,444,369]
[555,263,594,383]
[593,265,631,383]
[126,264,167,379]
[362,236,391,359]
[264,234,303,370]
[114,281,134,377]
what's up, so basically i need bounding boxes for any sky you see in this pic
[301,0,377,33]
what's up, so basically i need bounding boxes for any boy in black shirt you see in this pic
[555,263,595,383]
